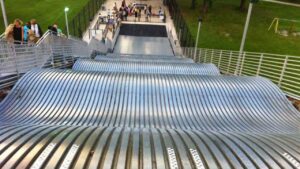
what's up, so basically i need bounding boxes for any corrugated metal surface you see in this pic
[0,124,299,169]
[1,49,300,168]
[1,69,299,133]
[73,59,220,75]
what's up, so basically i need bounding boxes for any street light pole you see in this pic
[0,0,8,28]
[235,2,254,75]
[194,17,202,61]
[64,7,70,38]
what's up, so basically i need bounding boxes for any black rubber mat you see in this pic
[119,24,168,37]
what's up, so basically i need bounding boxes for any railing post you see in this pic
[239,52,246,75]
[278,56,288,87]
[218,50,223,68]
[210,50,214,63]
[198,48,202,63]
[193,47,197,61]
[256,53,264,76]
[204,49,207,63]
[12,44,20,79]
[227,51,232,74]
[34,44,39,67]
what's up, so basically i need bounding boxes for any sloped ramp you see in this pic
[73,59,220,75]
[1,69,299,133]
[0,124,299,169]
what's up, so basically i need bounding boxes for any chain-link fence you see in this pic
[165,0,195,47]
[68,0,105,38]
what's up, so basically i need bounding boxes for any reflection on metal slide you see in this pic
[95,55,195,63]
[73,59,220,75]
[113,36,174,56]
[1,69,299,134]
[0,124,299,169]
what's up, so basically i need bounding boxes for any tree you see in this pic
[191,0,196,9]
[201,0,213,18]
[240,0,247,11]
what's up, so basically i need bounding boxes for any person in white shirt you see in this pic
[30,19,43,39]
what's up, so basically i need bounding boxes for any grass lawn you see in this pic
[177,0,300,56]
[0,0,91,34]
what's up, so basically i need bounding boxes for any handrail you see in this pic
[183,47,300,100]
[0,30,106,90]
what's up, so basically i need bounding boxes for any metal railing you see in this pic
[183,47,300,99]
[0,30,102,90]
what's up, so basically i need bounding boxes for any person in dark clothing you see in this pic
[148,5,152,15]
[13,19,23,44]
[48,25,57,35]
[134,8,138,22]
[122,0,126,7]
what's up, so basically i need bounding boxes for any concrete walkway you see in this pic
[82,0,182,55]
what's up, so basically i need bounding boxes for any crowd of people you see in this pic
[111,0,164,22]
[4,18,63,45]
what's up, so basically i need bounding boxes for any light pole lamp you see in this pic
[64,7,70,38]
[0,0,8,28]
[236,0,259,75]
[194,17,203,61]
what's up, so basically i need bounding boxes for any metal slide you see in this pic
[1,68,299,134]
[73,59,220,75]
[1,36,300,167]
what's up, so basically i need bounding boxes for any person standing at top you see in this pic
[13,19,24,44]
[148,5,152,15]
[23,22,30,42]
[138,8,142,22]
[134,8,138,22]
[113,2,118,13]
[53,24,63,36]
[122,0,126,7]
[4,24,14,43]
[30,19,43,39]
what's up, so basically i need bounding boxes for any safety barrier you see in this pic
[183,47,300,100]
[0,31,102,90]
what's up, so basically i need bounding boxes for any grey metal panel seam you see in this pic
[0,125,299,168]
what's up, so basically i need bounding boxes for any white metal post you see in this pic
[236,2,253,75]
[256,53,264,75]
[65,7,70,38]
[0,0,8,28]
[239,52,246,75]
[278,56,288,87]
[227,51,232,74]
[194,18,202,61]
[198,49,202,63]
[218,50,223,68]
[210,50,214,63]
